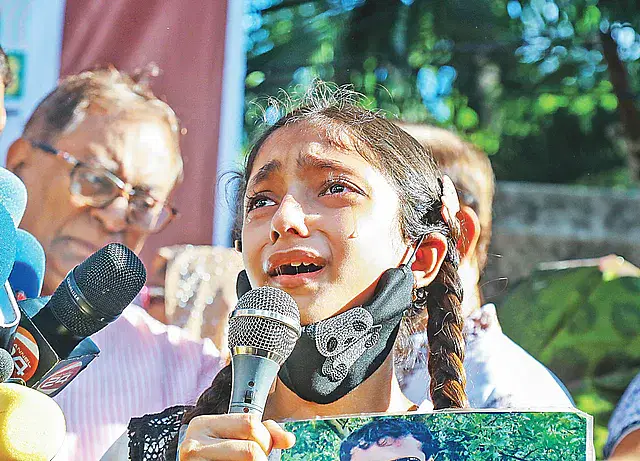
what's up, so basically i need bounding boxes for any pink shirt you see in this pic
[53,304,224,460]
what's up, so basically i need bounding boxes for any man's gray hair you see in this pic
[23,66,183,179]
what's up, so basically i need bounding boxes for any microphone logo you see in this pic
[11,326,40,381]
[36,360,83,395]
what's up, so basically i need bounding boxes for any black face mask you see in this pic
[235,264,414,404]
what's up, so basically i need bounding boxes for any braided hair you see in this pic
[184,85,467,423]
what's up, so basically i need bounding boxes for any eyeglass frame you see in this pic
[29,140,179,233]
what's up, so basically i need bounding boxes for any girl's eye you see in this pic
[326,183,348,195]
[320,180,360,196]
[246,195,276,212]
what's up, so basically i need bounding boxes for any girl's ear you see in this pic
[411,233,448,289]
[457,205,481,261]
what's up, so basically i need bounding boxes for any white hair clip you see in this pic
[440,175,460,225]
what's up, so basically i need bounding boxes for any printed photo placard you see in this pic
[280,410,592,460]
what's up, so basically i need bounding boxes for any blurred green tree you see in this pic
[244,0,640,186]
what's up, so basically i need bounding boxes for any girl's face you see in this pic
[242,122,410,325]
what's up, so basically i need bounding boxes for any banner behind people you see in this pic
[0,0,66,164]
[61,0,237,268]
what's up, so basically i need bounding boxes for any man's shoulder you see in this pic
[117,304,220,357]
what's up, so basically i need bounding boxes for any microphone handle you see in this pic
[30,306,84,358]
[229,354,280,417]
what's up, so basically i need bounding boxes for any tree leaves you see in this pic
[244,0,639,185]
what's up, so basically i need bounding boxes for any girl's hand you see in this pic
[179,414,296,461]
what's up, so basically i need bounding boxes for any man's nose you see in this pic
[270,195,310,243]
[90,195,129,234]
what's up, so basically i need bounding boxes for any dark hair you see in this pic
[0,46,12,88]
[399,124,495,271]
[184,86,467,423]
[339,418,441,461]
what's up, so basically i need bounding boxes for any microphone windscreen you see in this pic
[0,349,13,382]
[0,204,17,285]
[0,168,27,227]
[0,383,66,461]
[229,286,300,365]
[9,230,46,299]
[49,243,146,336]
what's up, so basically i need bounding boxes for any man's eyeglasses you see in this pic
[30,141,179,233]
[391,457,421,461]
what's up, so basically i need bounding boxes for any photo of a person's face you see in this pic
[348,435,427,461]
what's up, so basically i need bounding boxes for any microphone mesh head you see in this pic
[50,243,147,336]
[228,286,300,365]
[0,348,14,382]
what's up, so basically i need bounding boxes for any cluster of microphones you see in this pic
[0,166,304,460]
[0,167,147,460]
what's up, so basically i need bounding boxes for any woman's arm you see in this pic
[610,429,640,459]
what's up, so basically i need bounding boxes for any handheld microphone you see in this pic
[0,383,66,461]
[228,286,301,417]
[30,242,146,357]
[9,229,46,300]
[0,168,28,227]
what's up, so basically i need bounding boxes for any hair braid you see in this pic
[424,256,467,409]
[182,364,232,424]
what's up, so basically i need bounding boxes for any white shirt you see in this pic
[401,304,575,409]
[53,304,225,460]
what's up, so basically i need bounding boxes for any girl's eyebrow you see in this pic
[296,152,360,177]
[247,152,366,192]
[247,159,282,191]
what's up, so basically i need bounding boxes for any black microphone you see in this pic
[10,243,146,394]
[228,286,300,417]
[30,243,146,357]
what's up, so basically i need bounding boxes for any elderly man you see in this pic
[6,67,224,460]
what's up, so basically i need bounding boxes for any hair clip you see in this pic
[440,175,460,225]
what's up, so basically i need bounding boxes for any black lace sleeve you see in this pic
[127,405,192,461]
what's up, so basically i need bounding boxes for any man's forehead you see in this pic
[59,111,179,193]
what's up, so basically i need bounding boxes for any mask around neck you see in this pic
[235,264,415,404]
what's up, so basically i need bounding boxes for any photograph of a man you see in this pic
[339,418,442,461]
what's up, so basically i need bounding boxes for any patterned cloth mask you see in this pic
[235,263,415,404]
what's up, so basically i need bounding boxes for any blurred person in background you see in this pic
[5,67,225,460]
[397,123,573,409]
[605,372,640,459]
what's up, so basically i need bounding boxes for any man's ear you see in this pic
[457,205,481,261]
[411,232,448,289]
[5,138,32,176]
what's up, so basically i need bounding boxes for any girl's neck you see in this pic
[264,354,414,421]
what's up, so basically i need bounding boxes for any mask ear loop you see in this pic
[406,233,426,267]
[407,233,428,307]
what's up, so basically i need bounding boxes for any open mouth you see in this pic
[269,262,324,276]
